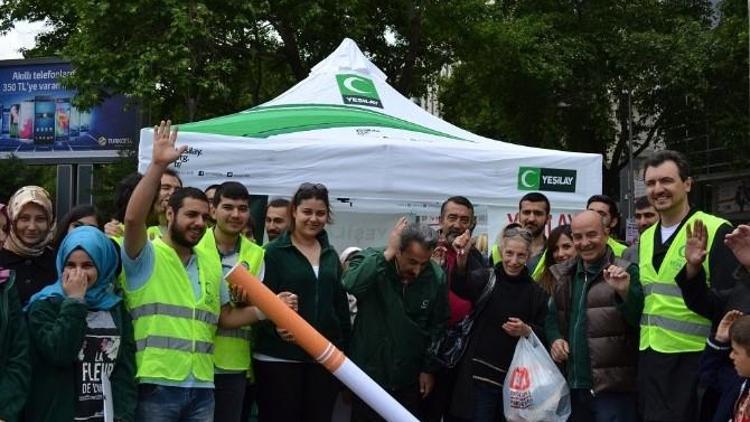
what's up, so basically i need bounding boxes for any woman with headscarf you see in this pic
[25,226,136,422]
[0,186,57,305]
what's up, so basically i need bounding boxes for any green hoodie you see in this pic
[25,299,136,422]
[343,247,450,390]
[0,273,30,422]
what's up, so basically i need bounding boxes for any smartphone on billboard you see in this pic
[79,110,91,132]
[34,96,55,144]
[19,101,34,142]
[9,104,20,138]
[1,106,8,135]
[69,106,80,137]
[55,98,70,141]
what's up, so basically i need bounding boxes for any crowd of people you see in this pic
[0,121,750,422]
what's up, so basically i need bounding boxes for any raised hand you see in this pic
[431,234,448,266]
[452,229,472,270]
[715,310,743,343]
[63,267,88,299]
[104,219,124,237]
[685,219,708,267]
[384,217,408,261]
[603,264,630,298]
[151,120,186,167]
[725,225,750,269]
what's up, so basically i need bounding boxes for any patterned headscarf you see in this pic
[4,186,55,257]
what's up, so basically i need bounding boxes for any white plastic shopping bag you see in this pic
[503,332,571,422]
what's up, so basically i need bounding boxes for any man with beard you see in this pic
[623,196,660,263]
[264,198,290,243]
[122,121,223,420]
[491,192,551,280]
[637,150,739,422]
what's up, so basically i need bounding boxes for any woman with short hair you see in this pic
[448,223,549,422]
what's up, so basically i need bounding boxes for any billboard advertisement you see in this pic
[0,58,138,160]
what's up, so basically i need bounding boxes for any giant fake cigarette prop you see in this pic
[226,265,418,422]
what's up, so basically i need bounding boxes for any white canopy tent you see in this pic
[138,38,602,251]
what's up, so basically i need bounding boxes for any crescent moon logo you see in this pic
[343,76,372,94]
[520,169,538,189]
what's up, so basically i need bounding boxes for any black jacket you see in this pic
[448,265,548,418]
[0,247,56,306]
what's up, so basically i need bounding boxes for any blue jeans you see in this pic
[136,384,215,422]
[571,389,638,422]
[472,381,505,422]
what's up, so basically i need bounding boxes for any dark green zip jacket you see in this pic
[254,230,352,361]
[25,299,136,422]
[0,272,30,422]
[343,247,449,390]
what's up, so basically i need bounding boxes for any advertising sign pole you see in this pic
[56,164,73,221]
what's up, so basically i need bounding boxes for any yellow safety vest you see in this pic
[639,211,729,353]
[491,244,546,281]
[124,237,222,382]
[196,229,264,373]
[607,237,627,258]
[147,225,163,240]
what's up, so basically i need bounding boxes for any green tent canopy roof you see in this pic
[178,103,466,140]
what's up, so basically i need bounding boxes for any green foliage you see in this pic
[92,151,138,221]
[439,0,748,194]
[1,0,746,201]
[0,156,56,203]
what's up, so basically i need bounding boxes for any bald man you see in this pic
[545,211,644,422]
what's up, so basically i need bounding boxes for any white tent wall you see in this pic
[138,38,603,253]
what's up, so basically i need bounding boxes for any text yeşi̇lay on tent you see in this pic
[137,38,602,250]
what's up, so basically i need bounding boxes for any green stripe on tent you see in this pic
[177,104,466,140]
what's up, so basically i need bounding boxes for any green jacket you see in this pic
[254,230,352,361]
[0,273,30,422]
[25,299,137,422]
[343,247,450,390]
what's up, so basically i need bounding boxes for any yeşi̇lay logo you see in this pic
[336,74,382,108]
[518,167,577,193]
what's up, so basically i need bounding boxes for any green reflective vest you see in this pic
[196,229,265,373]
[491,244,546,281]
[147,225,163,241]
[639,211,729,353]
[124,237,222,382]
[607,237,627,258]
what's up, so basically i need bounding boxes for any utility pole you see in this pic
[626,89,635,220]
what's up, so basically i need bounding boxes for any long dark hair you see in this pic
[539,224,573,295]
[53,205,102,248]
